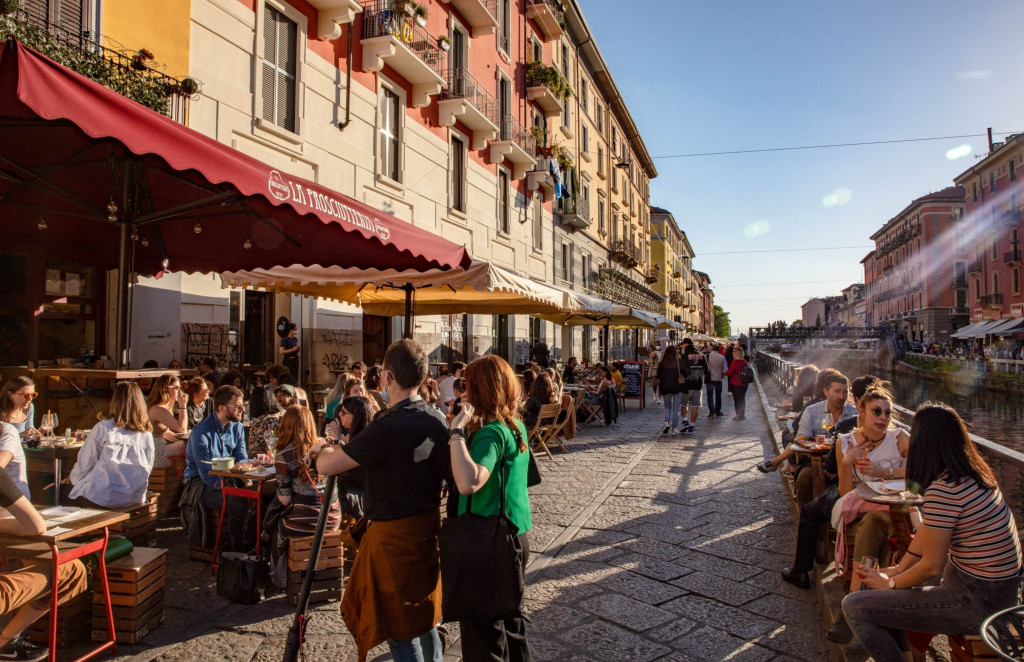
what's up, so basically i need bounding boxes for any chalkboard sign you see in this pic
[619,361,646,407]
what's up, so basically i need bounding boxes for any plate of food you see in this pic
[865,479,907,495]
[231,462,257,473]
[40,506,80,518]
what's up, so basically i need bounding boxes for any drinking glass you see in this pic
[860,555,879,590]
[820,412,834,435]
[39,412,58,438]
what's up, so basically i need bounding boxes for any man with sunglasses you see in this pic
[182,385,249,551]
[315,339,449,662]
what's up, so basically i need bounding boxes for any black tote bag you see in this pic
[439,443,525,623]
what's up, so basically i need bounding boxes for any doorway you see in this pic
[362,315,391,366]
[243,291,272,368]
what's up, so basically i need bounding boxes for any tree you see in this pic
[713,305,730,338]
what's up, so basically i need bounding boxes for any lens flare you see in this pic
[946,144,972,160]
[822,188,853,207]
[743,219,770,238]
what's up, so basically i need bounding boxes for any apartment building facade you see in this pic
[3,0,661,376]
[952,134,1024,329]
[649,207,706,337]
[863,186,966,342]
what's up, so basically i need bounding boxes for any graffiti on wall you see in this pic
[313,328,360,382]
[181,323,230,368]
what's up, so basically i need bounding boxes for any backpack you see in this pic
[739,362,754,385]
[685,357,705,390]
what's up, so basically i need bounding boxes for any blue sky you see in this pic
[582,0,1024,335]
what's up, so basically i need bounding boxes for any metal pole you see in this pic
[403,284,413,339]
[603,322,610,365]
[283,475,338,662]
[116,221,130,369]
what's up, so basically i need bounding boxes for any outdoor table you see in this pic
[208,465,276,573]
[0,507,129,662]
[23,441,83,507]
[855,480,919,561]
[788,438,832,498]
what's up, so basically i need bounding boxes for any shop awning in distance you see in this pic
[0,41,470,276]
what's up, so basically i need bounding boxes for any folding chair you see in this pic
[578,389,602,425]
[539,394,573,453]
[527,403,561,459]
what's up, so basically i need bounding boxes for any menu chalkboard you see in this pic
[619,361,645,407]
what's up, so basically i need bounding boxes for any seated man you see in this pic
[184,385,249,552]
[0,471,88,661]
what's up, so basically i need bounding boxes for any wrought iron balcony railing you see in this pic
[361,1,447,80]
[443,67,499,126]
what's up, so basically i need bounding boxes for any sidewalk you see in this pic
[80,386,830,661]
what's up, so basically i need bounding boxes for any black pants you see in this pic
[792,483,840,572]
[201,481,249,552]
[601,389,618,425]
[730,383,748,418]
[460,533,532,662]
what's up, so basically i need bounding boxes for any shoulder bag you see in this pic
[216,551,269,604]
[676,358,688,387]
[439,439,525,623]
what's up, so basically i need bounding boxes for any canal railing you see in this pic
[903,352,1024,375]
[756,350,1024,527]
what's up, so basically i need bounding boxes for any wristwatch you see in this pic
[450,428,465,439]
[887,577,896,589]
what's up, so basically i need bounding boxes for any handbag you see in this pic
[527,448,542,487]
[676,358,687,387]
[439,443,524,623]
[216,552,269,604]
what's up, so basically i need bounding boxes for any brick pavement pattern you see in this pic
[81,388,829,662]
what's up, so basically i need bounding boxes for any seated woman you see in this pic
[323,372,352,421]
[0,377,35,499]
[69,382,155,508]
[363,366,387,411]
[523,374,558,430]
[585,366,617,426]
[146,374,187,469]
[845,402,1023,662]
[182,376,212,429]
[273,406,340,537]
[562,356,579,385]
[334,395,373,520]
[826,383,909,643]
[218,370,245,390]
[248,385,284,457]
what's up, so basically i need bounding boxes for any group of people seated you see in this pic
[766,367,1023,660]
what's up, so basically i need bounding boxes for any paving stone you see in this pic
[645,615,698,643]
[755,622,832,662]
[659,595,781,640]
[593,569,687,605]
[577,593,677,632]
[606,552,690,581]
[526,635,576,662]
[613,536,688,561]
[672,570,767,606]
[151,630,265,661]
[522,602,593,634]
[670,625,776,662]
[674,549,763,582]
[561,620,672,662]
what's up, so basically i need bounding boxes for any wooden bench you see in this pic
[29,590,91,647]
[949,634,1000,661]
[91,547,166,645]
[286,530,345,606]
[148,467,182,518]
[109,492,159,547]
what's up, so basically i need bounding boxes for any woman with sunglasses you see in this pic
[335,395,374,518]
[182,377,213,429]
[0,377,39,440]
[0,377,35,498]
[825,382,909,643]
[844,403,1022,661]
[145,374,188,469]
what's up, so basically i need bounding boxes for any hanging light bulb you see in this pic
[130,227,139,241]
[106,198,118,223]
[140,237,149,247]
[37,215,48,231]
[193,222,203,234]
[243,237,253,250]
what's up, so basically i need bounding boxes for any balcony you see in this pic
[1,9,193,123]
[1005,248,1021,266]
[669,291,683,306]
[1000,209,1022,227]
[439,68,499,149]
[306,0,363,39]
[437,0,498,36]
[526,0,565,41]
[361,2,447,107]
[525,62,568,117]
[610,240,640,268]
[489,114,537,179]
[968,260,983,276]
[980,293,1004,307]
[526,157,555,195]
[952,274,968,289]
[556,190,591,231]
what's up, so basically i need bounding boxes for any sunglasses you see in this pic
[17,392,39,400]
[870,407,892,418]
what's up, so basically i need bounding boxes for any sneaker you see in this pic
[0,637,48,662]
[670,427,678,435]
[755,460,776,473]
[663,422,671,434]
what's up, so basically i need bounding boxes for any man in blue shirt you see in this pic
[185,385,249,551]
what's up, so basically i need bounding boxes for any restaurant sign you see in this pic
[267,170,391,242]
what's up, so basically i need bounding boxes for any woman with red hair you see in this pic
[448,355,533,662]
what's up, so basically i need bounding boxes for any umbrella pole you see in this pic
[403,283,414,339]
[116,221,130,369]
[603,322,610,365]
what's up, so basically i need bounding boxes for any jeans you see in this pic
[202,481,249,552]
[662,392,682,429]
[705,381,723,414]
[388,627,443,662]
[460,534,532,662]
[792,483,839,572]
[843,562,1023,662]
[729,383,748,418]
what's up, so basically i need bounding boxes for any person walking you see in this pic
[314,339,450,662]
[725,347,749,420]
[705,343,725,418]
[655,345,685,435]
[447,355,533,662]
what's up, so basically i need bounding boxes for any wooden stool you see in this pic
[148,467,182,518]
[286,530,344,606]
[29,591,91,647]
[109,492,159,546]
[949,634,1000,661]
[91,547,166,645]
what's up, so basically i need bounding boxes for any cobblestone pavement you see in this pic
[78,387,829,662]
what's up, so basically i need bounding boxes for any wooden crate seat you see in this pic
[91,547,166,645]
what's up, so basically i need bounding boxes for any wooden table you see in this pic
[0,508,129,662]
[855,481,919,563]
[24,442,82,507]
[788,440,832,498]
[208,467,276,573]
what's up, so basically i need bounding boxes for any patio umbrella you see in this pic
[0,41,470,363]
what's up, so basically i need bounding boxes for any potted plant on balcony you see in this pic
[179,76,200,97]
[394,0,415,17]
[413,2,428,26]
[131,48,154,71]
[437,35,450,51]
[0,0,19,16]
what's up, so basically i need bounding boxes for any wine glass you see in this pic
[39,412,58,438]
[820,412,834,437]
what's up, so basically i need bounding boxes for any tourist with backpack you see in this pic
[725,347,751,420]
[681,345,708,434]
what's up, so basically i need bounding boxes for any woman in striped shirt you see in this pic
[843,402,1023,662]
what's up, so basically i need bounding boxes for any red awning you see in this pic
[0,41,470,276]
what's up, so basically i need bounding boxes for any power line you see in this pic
[713,279,855,288]
[653,131,1019,160]
[699,245,873,256]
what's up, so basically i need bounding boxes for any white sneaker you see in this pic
[670,427,678,435]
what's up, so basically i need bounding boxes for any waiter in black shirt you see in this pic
[315,339,449,662]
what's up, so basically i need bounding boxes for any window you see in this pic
[990,171,996,192]
[580,79,588,114]
[531,38,542,63]
[561,243,569,282]
[597,145,604,175]
[498,75,510,137]
[1011,160,1017,183]
[598,199,605,232]
[561,42,570,78]
[377,85,401,181]
[992,237,999,260]
[561,94,570,128]
[581,124,589,155]
[261,5,297,132]
[497,169,510,234]
[993,273,1000,294]
[450,134,466,212]
[497,0,510,53]
[532,193,543,250]
[1014,268,1021,295]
